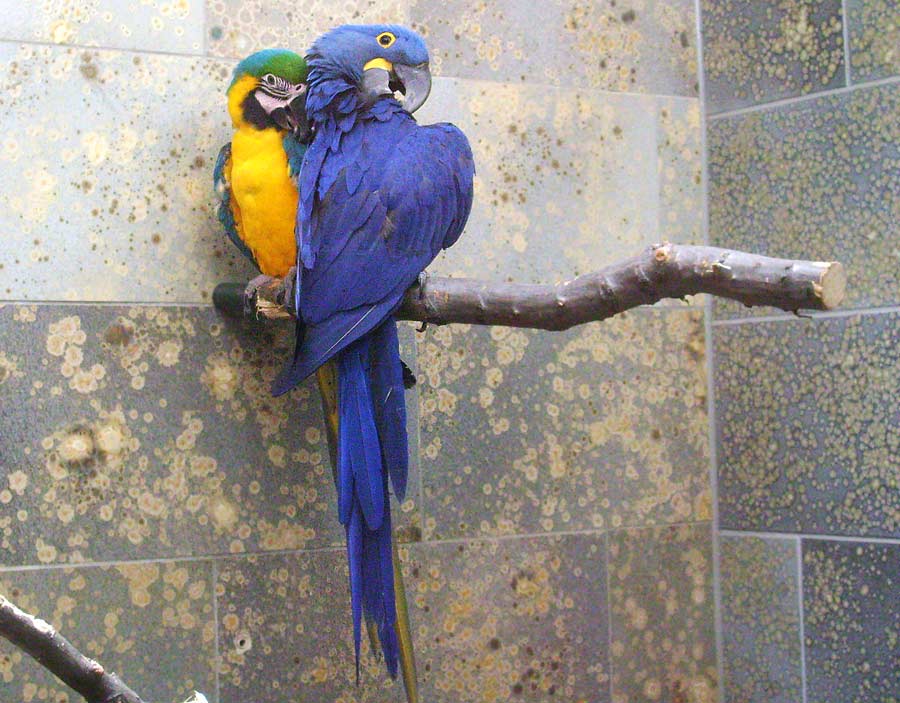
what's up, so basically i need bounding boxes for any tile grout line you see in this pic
[0,36,702,103]
[708,74,900,120]
[0,36,213,62]
[693,0,726,699]
[211,558,221,703]
[841,0,853,86]
[712,304,900,327]
[719,529,900,546]
[0,520,718,574]
[604,530,615,703]
[796,537,809,703]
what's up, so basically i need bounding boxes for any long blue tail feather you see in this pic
[369,320,409,500]
[336,328,405,680]
[346,503,364,683]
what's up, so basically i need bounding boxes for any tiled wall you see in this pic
[703,0,900,700]
[0,3,715,703]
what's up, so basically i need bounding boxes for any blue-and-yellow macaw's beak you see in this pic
[255,77,311,138]
[361,57,431,114]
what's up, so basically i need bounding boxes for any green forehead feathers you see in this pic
[229,49,308,90]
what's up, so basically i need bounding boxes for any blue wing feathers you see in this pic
[369,320,409,501]
[213,143,258,266]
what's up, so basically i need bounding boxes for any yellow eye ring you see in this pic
[376,31,396,48]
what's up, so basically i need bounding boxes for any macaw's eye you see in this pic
[376,32,396,47]
[262,73,277,86]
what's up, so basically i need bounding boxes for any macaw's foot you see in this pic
[400,359,417,389]
[415,271,429,332]
[244,274,276,317]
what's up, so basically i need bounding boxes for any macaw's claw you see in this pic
[279,266,298,317]
[400,360,417,389]
[244,274,276,317]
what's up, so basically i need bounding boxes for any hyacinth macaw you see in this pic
[269,24,474,687]
[214,48,309,279]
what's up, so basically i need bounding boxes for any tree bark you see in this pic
[0,594,146,703]
[212,243,846,325]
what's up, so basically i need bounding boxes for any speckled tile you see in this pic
[701,0,845,113]
[803,539,900,702]
[205,0,412,58]
[217,533,609,702]
[406,534,610,702]
[216,549,406,703]
[410,0,698,94]
[708,82,900,319]
[720,536,802,703]
[714,313,900,537]
[0,560,215,702]
[417,78,669,284]
[0,304,421,565]
[418,310,709,541]
[607,523,717,703]
[656,96,704,244]
[846,0,900,82]
[0,2,204,54]
[205,0,697,95]
[0,43,252,303]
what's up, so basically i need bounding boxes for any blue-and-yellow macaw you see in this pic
[214,49,309,280]
[269,24,474,686]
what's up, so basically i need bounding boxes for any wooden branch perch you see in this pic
[0,594,147,703]
[212,243,846,325]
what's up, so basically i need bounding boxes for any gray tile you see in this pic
[846,0,900,82]
[803,539,900,702]
[205,1,411,59]
[0,560,215,703]
[205,0,698,95]
[0,43,250,303]
[418,310,710,541]
[0,304,420,565]
[657,97,704,245]
[709,83,900,319]
[417,78,674,285]
[217,549,405,703]
[410,0,698,94]
[715,313,900,538]
[720,536,802,703]
[217,533,609,702]
[0,2,205,54]
[608,523,717,703]
[406,534,610,702]
[701,0,846,113]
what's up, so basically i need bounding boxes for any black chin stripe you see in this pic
[241,92,271,129]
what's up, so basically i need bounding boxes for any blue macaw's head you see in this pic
[306,24,432,114]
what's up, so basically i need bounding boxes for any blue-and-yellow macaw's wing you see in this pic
[272,24,474,691]
[213,142,258,267]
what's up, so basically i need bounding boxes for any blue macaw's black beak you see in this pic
[287,94,312,142]
[269,94,311,141]
[361,62,431,114]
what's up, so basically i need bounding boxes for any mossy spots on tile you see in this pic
[803,540,900,699]
[702,0,846,111]
[716,314,900,536]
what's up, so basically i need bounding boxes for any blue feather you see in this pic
[369,320,408,500]
[338,341,384,530]
[213,143,258,267]
[346,503,364,682]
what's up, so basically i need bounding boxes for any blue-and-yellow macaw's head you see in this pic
[227,48,311,140]
[306,24,431,115]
